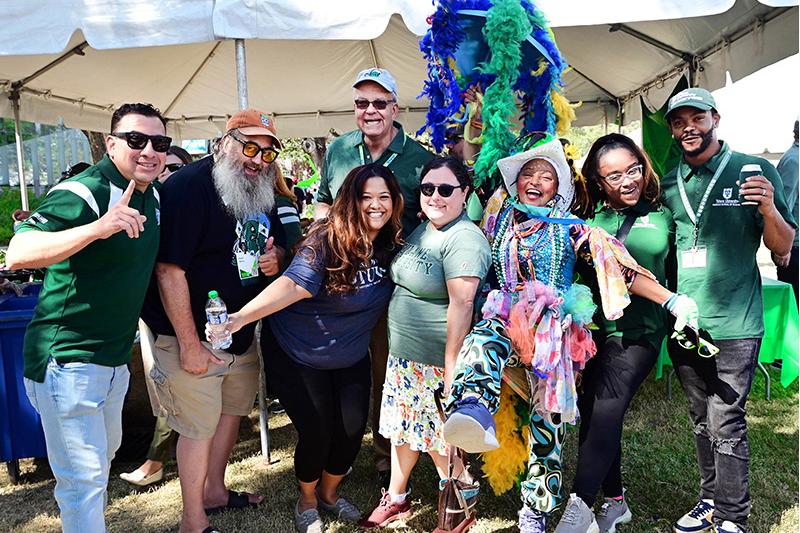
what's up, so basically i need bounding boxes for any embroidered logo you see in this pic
[723,187,732,200]
[259,113,270,128]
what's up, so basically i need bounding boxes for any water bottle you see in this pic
[205,290,232,350]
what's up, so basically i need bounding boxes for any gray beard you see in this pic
[212,152,276,219]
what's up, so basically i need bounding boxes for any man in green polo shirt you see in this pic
[314,67,434,486]
[5,103,166,533]
[662,88,796,533]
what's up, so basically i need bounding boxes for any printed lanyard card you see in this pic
[236,251,259,280]
[681,246,707,269]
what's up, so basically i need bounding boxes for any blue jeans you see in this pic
[24,359,130,533]
[670,338,760,530]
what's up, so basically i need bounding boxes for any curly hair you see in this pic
[571,133,661,219]
[301,164,404,294]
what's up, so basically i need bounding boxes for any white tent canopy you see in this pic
[1,0,797,139]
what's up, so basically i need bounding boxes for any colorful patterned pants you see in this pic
[448,317,565,513]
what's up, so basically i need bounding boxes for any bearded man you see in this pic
[141,109,286,533]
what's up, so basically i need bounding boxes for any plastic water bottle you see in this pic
[205,290,232,350]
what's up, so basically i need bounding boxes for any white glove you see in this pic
[662,293,699,332]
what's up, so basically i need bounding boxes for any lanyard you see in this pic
[676,144,732,246]
[358,133,406,168]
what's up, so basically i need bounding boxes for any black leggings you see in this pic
[265,334,371,483]
[572,336,658,506]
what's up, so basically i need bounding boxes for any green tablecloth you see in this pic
[655,277,799,388]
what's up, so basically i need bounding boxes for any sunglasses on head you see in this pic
[229,132,279,163]
[420,183,467,198]
[672,326,720,358]
[354,98,396,110]
[111,131,172,153]
[165,163,184,173]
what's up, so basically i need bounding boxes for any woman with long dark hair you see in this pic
[553,134,675,533]
[211,163,404,533]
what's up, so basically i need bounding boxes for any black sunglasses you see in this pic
[354,98,396,110]
[111,131,172,153]
[673,326,720,358]
[420,183,467,198]
[229,132,279,163]
[165,163,184,173]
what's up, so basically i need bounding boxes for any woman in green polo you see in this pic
[560,133,676,533]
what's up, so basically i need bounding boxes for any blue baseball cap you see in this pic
[353,68,398,98]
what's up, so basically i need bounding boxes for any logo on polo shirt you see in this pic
[713,187,740,207]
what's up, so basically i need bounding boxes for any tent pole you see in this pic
[10,91,29,211]
[235,39,249,110]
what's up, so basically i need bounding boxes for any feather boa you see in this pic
[481,381,528,494]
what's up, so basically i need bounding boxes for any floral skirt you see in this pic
[378,354,448,455]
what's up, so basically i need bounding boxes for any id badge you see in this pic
[236,251,259,280]
[681,246,707,269]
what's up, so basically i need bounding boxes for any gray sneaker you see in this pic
[317,495,361,522]
[596,495,632,533]
[294,501,325,533]
[554,494,599,533]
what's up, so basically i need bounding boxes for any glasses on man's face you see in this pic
[601,164,643,185]
[420,183,466,198]
[165,163,184,173]
[229,132,279,163]
[354,98,396,111]
[111,131,172,153]
[673,327,720,358]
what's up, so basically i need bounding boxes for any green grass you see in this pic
[1,366,797,532]
[0,187,44,245]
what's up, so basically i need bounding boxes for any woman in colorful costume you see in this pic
[442,133,699,533]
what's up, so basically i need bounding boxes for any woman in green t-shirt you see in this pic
[360,157,491,528]
[558,133,675,533]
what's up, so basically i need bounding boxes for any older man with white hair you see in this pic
[141,109,287,533]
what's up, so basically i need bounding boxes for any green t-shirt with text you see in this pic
[18,156,160,382]
[587,201,674,350]
[388,214,491,367]
[661,141,797,340]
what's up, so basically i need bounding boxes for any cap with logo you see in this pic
[226,109,281,149]
[353,68,398,98]
[665,88,717,119]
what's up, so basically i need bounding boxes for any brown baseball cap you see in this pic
[226,109,281,148]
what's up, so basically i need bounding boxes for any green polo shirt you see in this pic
[587,200,674,350]
[317,122,434,237]
[661,141,797,340]
[17,155,160,382]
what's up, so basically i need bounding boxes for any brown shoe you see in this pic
[358,489,412,529]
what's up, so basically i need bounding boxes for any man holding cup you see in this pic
[661,88,796,533]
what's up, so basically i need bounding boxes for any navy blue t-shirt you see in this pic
[268,244,393,369]
[141,155,286,354]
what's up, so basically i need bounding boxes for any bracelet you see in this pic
[470,120,483,130]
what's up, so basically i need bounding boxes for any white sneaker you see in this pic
[554,494,599,533]
[714,521,745,533]
[674,499,714,532]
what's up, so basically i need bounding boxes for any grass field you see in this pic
[1,366,796,533]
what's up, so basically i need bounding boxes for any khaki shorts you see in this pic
[149,334,259,440]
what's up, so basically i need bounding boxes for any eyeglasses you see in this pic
[228,132,279,163]
[601,164,643,185]
[420,183,467,198]
[673,326,720,358]
[111,131,172,153]
[165,163,184,173]
[354,98,396,110]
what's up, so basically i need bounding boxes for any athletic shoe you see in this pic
[714,521,745,533]
[317,495,360,522]
[358,489,412,529]
[595,494,632,533]
[269,400,286,414]
[674,500,715,532]
[294,501,324,533]
[442,397,499,453]
[518,504,546,533]
[554,494,599,533]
